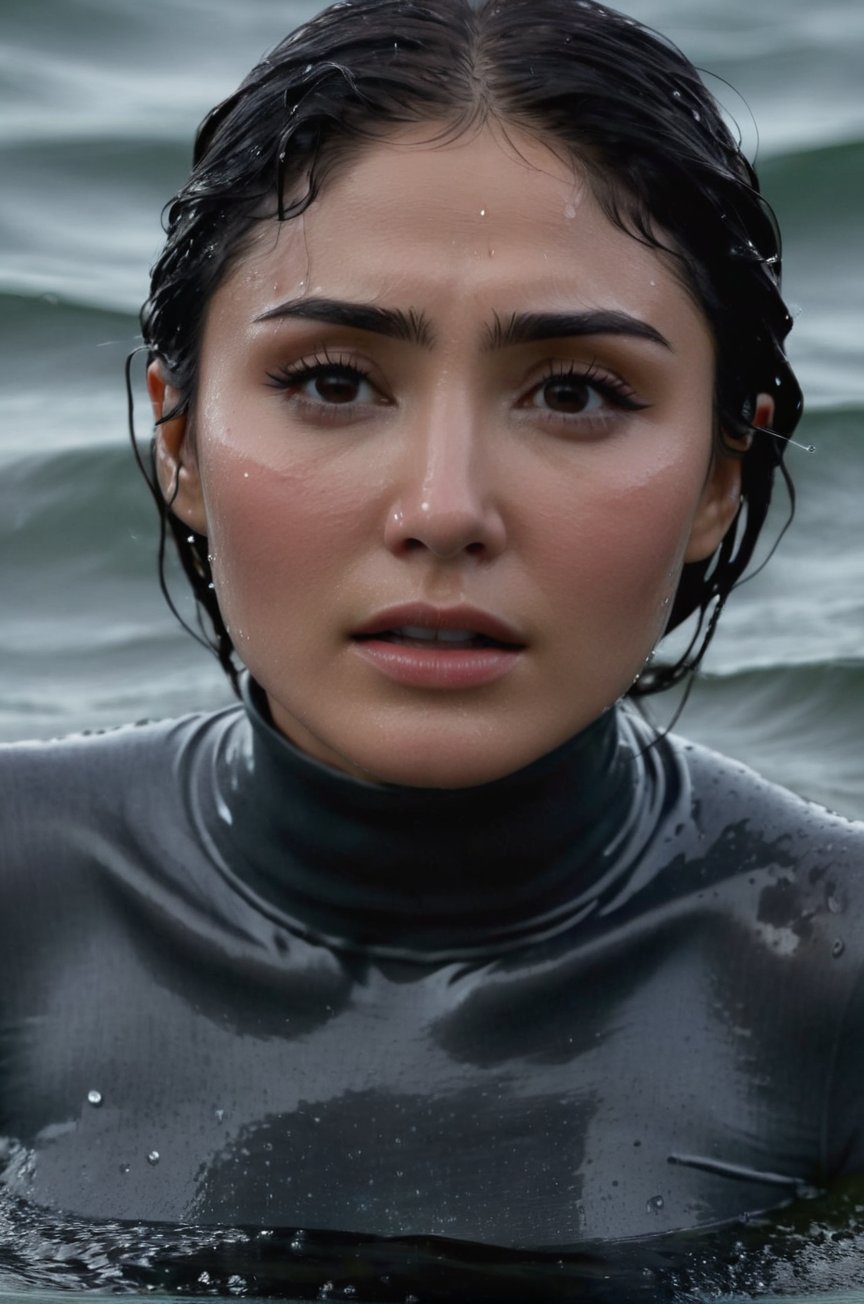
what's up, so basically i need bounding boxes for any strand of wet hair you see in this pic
[125,346,240,692]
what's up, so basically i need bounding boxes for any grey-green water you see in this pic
[1,0,863,1298]
[0,0,862,820]
[1,0,862,819]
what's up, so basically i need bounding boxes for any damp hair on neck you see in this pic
[130,0,803,698]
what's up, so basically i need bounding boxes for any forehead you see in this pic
[213,121,711,349]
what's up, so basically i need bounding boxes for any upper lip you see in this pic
[353,603,525,646]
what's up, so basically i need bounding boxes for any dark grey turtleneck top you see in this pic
[1,677,863,1249]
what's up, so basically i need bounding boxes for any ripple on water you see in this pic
[7,1144,864,1299]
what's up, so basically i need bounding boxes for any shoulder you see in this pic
[669,727,863,850]
[0,706,234,798]
[0,704,245,873]
[642,723,864,932]
[619,707,864,899]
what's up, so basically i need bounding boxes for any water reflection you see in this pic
[5,1164,864,1300]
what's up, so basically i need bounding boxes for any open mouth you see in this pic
[350,611,524,687]
[355,625,522,651]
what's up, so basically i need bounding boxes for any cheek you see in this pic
[198,446,365,637]
[530,461,704,644]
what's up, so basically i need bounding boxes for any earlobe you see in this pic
[146,360,208,536]
[684,393,775,564]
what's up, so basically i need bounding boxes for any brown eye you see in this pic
[312,371,364,405]
[539,376,599,414]
[268,361,380,408]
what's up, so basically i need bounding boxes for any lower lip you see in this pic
[351,638,523,689]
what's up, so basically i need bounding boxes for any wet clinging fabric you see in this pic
[1,677,863,1244]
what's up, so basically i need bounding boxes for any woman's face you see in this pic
[154,123,741,787]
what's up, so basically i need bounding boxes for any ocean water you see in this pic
[1,0,863,1299]
[0,0,862,817]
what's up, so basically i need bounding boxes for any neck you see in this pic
[202,677,663,960]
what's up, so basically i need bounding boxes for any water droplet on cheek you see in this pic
[146,1150,160,1166]
[646,1194,665,1213]
[86,1090,103,1108]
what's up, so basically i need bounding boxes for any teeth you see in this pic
[396,626,475,643]
[436,629,476,644]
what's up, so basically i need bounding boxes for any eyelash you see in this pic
[266,353,376,399]
[528,361,648,415]
[265,353,647,419]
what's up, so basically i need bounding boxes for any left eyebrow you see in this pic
[253,296,435,347]
[483,310,671,352]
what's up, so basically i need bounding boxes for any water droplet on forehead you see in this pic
[146,1150,160,1166]
[832,938,845,958]
[87,1089,103,1107]
[647,1194,665,1213]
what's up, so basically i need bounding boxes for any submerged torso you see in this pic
[1,680,863,1246]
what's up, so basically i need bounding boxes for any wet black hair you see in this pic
[136,0,803,695]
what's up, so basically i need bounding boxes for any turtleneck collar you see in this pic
[200,676,671,960]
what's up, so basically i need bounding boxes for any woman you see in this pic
[1,0,863,1268]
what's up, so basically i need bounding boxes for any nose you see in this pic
[383,402,506,561]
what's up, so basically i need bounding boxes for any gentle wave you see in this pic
[0,289,137,333]
[664,661,864,820]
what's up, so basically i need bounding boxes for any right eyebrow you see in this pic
[253,296,435,348]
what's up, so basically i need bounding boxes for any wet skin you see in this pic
[149,122,748,788]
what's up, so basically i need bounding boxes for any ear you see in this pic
[684,393,775,563]
[146,360,208,536]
